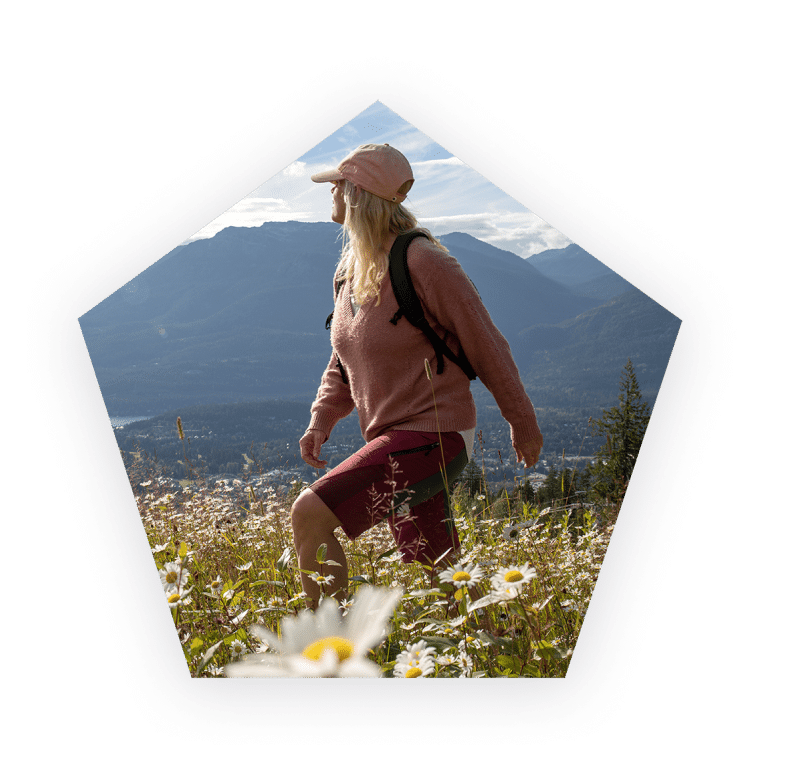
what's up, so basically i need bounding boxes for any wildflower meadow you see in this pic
[133,429,617,678]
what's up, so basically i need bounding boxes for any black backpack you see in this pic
[325,230,477,385]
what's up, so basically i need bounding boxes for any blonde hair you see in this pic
[338,179,448,306]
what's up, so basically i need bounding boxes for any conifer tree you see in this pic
[518,476,535,504]
[460,457,484,497]
[589,358,651,503]
[534,466,583,507]
[537,467,556,504]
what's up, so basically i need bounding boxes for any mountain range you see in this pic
[79,222,681,417]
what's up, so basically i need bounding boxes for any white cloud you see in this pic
[419,211,573,257]
[392,131,440,157]
[282,161,307,177]
[182,198,315,243]
[412,157,466,169]
[238,197,292,212]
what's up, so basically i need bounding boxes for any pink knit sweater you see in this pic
[307,236,541,448]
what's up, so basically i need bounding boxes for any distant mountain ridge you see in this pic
[527,243,635,300]
[79,221,680,416]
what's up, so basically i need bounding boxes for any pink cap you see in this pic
[311,143,414,203]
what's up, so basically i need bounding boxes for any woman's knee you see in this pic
[291,489,340,541]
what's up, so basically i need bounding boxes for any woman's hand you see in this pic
[299,429,328,469]
[514,431,543,468]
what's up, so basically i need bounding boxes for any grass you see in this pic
[131,443,617,678]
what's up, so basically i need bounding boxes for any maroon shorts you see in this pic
[309,430,469,566]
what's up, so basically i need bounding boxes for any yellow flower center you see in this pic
[167,593,180,603]
[302,636,354,662]
[504,570,524,583]
[165,571,178,583]
[405,667,423,678]
[452,571,471,582]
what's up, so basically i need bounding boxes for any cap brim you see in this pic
[310,168,344,183]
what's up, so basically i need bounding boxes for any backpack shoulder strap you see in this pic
[325,273,346,331]
[388,231,477,381]
[388,231,428,327]
[325,272,349,384]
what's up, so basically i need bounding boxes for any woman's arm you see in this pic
[306,350,355,442]
[409,241,543,465]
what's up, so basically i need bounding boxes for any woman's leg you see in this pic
[291,488,348,609]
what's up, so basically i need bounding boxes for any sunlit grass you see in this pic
[134,456,615,677]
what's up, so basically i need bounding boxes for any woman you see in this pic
[292,143,543,608]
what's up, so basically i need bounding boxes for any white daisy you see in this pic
[256,597,285,613]
[459,634,485,651]
[502,523,521,541]
[393,641,436,678]
[437,563,483,589]
[230,639,248,658]
[165,588,192,608]
[338,597,355,616]
[399,620,426,631]
[159,562,189,592]
[207,575,224,595]
[225,585,402,678]
[436,653,457,667]
[487,584,522,604]
[490,563,537,592]
[455,649,479,677]
[309,571,335,587]
[422,616,467,636]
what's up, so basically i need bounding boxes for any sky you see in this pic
[184,101,573,257]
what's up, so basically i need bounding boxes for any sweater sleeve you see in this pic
[307,272,355,441]
[408,240,542,448]
[307,351,355,441]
